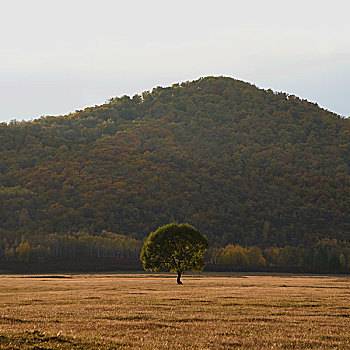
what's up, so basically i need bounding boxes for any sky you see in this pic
[1,0,350,123]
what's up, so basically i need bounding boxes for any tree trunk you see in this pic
[177,272,183,285]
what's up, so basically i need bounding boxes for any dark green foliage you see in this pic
[0,231,142,264]
[140,223,208,280]
[0,76,349,264]
[208,239,350,272]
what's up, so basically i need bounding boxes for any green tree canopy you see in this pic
[140,223,208,284]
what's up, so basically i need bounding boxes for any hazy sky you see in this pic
[1,0,349,123]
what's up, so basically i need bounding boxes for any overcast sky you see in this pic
[1,0,349,123]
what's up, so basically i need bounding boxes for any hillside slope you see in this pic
[0,76,349,250]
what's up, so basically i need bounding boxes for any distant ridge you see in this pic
[0,76,349,250]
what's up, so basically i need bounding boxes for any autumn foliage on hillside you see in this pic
[0,77,349,270]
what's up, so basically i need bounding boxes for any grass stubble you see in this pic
[0,272,349,349]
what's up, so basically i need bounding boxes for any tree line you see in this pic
[1,230,349,273]
[208,238,350,272]
[0,231,142,263]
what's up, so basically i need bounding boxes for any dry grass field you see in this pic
[0,272,349,349]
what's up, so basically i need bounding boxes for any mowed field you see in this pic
[0,273,350,349]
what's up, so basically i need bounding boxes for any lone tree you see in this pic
[140,223,208,284]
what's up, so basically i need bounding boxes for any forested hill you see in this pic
[1,76,349,252]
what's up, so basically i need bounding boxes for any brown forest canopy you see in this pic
[0,76,349,251]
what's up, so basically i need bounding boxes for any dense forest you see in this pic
[0,76,349,271]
